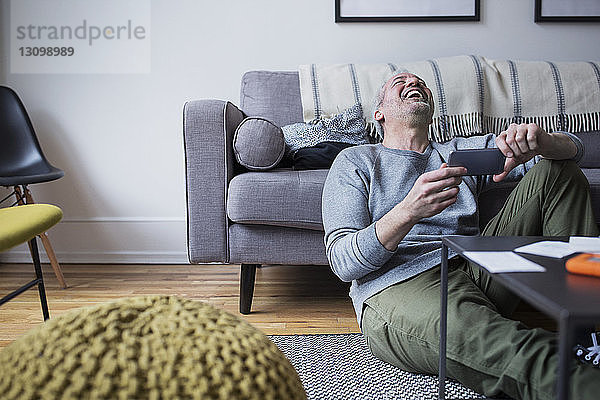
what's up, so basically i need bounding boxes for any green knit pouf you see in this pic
[0,296,306,400]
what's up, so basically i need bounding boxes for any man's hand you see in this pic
[494,123,551,182]
[375,163,465,251]
[400,163,466,222]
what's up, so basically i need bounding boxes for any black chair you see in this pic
[0,86,67,288]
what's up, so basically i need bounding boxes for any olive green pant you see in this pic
[362,160,600,400]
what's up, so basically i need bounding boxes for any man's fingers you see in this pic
[494,157,519,182]
[514,124,530,154]
[505,127,525,158]
[439,196,458,209]
[493,171,507,182]
[416,187,458,216]
[420,178,461,198]
[526,127,540,151]
[505,156,519,172]
[496,132,513,158]
[500,123,545,158]
[435,186,459,202]
[424,165,466,182]
[431,193,459,213]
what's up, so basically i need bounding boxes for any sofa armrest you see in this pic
[183,100,245,263]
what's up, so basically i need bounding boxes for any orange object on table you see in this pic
[566,253,600,278]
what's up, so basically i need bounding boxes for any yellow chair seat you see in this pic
[0,204,63,252]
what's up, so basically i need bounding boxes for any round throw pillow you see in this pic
[0,296,306,400]
[233,117,285,170]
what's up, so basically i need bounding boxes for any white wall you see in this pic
[1,0,599,263]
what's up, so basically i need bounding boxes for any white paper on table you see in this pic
[569,236,600,253]
[513,241,575,258]
[462,251,546,273]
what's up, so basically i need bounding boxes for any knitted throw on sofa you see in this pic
[299,55,600,142]
[0,296,306,400]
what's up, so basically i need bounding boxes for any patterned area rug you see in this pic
[269,333,485,400]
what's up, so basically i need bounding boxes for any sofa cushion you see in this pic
[227,169,327,230]
[478,182,517,230]
[240,71,304,128]
[574,132,600,168]
[228,224,328,265]
[227,166,600,235]
[233,117,285,171]
[582,168,600,225]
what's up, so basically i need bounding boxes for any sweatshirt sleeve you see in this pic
[322,151,395,282]
[558,131,584,164]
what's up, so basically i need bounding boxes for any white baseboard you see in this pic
[0,250,189,264]
[0,218,189,264]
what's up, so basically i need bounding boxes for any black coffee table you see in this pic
[439,236,600,400]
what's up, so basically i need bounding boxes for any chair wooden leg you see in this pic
[38,231,67,289]
[240,264,258,315]
[15,185,67,289]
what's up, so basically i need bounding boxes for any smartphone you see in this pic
[448,148,506,176]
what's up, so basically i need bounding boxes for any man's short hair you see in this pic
[370,69,408,140]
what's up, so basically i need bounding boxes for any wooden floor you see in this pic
[0,263,360,349]
[0,262,557,351]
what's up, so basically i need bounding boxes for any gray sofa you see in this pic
[184,69,600,314]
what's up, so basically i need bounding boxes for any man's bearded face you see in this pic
[380,73,434,126]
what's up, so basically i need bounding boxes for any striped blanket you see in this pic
[299,55,600,142]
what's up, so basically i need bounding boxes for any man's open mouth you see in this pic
[402,88,427,101]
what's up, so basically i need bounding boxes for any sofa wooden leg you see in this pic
[240,264,258,314]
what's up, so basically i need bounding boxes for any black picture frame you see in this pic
[335,0,480,23]
[535,0,600,22]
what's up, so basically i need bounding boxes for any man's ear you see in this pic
[374,110,384,122]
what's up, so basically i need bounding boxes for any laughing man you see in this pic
[322,72,600,399]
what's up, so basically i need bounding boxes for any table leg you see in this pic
[557,314,573,400]
[439,243,448,400]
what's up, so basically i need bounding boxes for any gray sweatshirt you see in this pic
[322,133,583,326]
